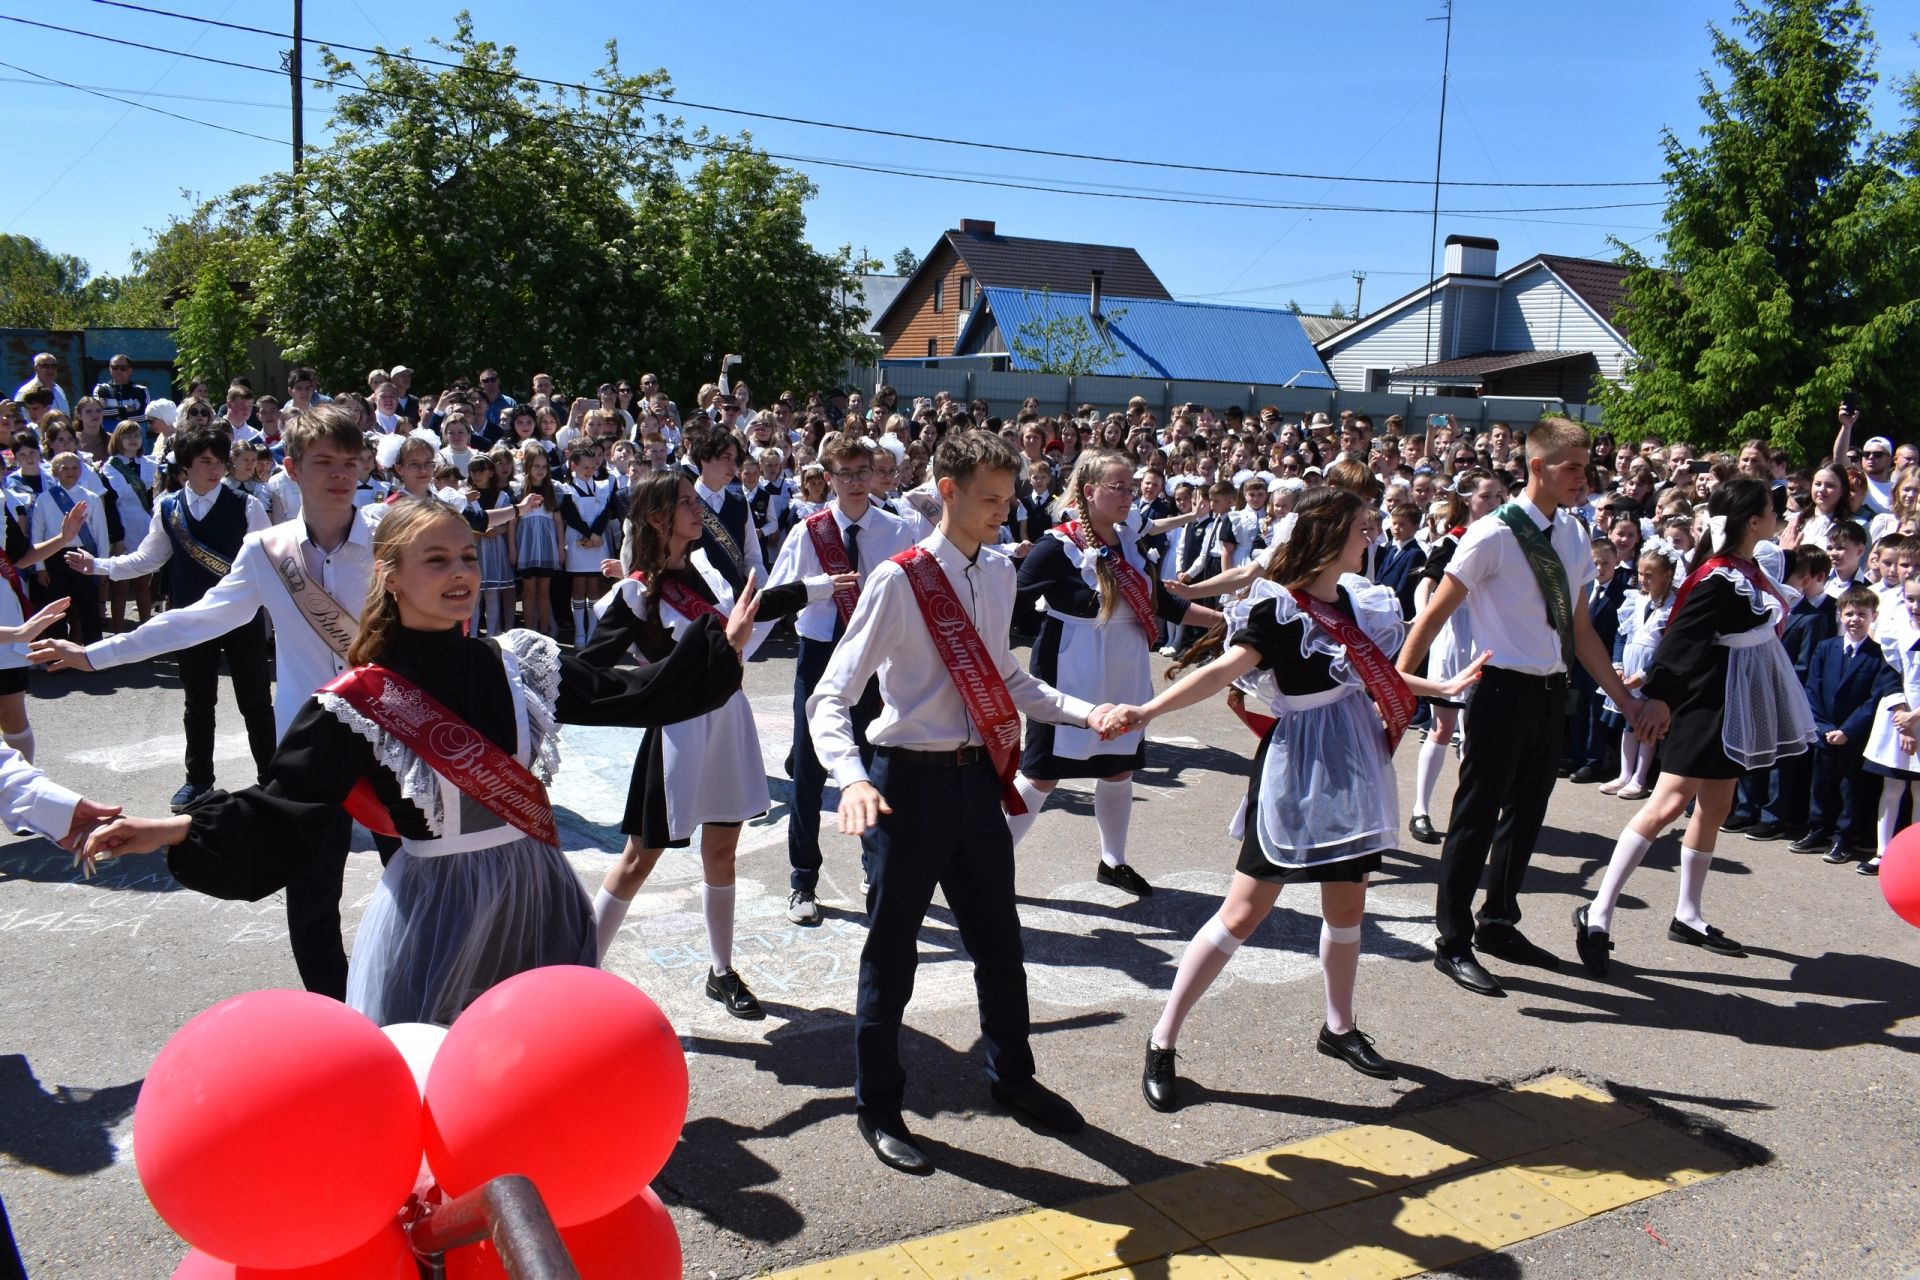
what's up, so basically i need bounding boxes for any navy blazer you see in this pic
[1807,635,1899,745]
[1373,539,1428,618]
[1574,572,1631,692]
[1782,595,1838,679]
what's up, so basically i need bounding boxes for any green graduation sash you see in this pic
[1494,503,1575,673]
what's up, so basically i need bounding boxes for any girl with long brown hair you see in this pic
[1002,450,1221,896]
[579,470,848,1020]
[1099,487,1484,1111]
[81,496,749,1026]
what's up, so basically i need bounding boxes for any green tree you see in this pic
[1598,0,1920,457]
[172,263,252,390]
[893,247,920,276]
[0,235,93,328]
[1008,287,1128,376]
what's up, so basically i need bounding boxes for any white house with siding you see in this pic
[1315,235,1635,404]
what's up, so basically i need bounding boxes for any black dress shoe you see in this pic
[1142,1043,1179,1112]
[1572,905,1612,978]
[1474,929,1561,970]
[1569,765,1604,784]
[1433,952,1505,996]
[1317,1025,1397,1079]
[169,781,211,813]
[1097,861,1153,897]
[1789,831,1833,855]
[1409,815,1443,845]
[989,1077,1084,1133]
[856,1114,933,1175]
[1556,762,1573,778]
[1720,813,1757,833]
[1668,918,1745,956]
[1744,821,1788,842]
[705,969,765,1019]
[1823,841,1857,865]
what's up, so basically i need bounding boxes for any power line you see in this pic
[0,74,322,108]
[0,56,283,143]
[79,0,1666,191]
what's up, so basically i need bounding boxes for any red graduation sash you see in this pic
[631,568,725,623]
[1055,520,1158,644]
[322,665,559,846]
[1289,588,1418,754]
[892,546,1028,815]
[1671,554,1788,638]
[806,508,860,624]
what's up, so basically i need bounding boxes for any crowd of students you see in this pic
[0,345,1901,1177]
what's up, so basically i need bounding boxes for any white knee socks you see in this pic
[3,729,34,764]
[1320,920,1363,1035]
[1094,778,1132,868]
[1151,915,1242,1050]
[1413,735,1448,819]
[1003,775,1048,848]
[703,882,736,975]
[1878,783,1914,856]
[571,600,588,643]
[1588,827,1653,934]
[1673,845,1713,933]
[592,887,631,962]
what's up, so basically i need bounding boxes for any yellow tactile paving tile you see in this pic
[1491,1074,1640,1142]
[1314,1192,1498,1274]
[1086,1249,1245,1278]
[766,1244,932,1279]
[1401,1090,1550,1164]
[1023,1190,1201,1271]
[1133,1165,1307,1241]
[1580,1119,1741,1188]
[1411,1165,1588,1247]
[1504,1139,1675,1215]
[1323,1123,1482,1182]
[1223,1135,1412,1212]
[1207,1213,1409,1280]
[899,1217,1082,1280]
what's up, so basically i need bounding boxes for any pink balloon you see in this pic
[425,966,686,1227]
[136,990,424,1269]
[172,1221,416,1278]
[442,1189,680,1280]
[1881,824,1920,927]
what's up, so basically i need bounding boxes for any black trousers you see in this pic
[178,613,276,789]
[44,557,102,645]
[1809,748,1871,841]
[788,635,881,892]
[854,750,1034,1126]
[1437,667,1568,957]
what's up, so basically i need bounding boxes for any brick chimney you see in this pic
[958,218,996,237]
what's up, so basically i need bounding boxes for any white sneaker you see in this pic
[859,879,871,898]
[787,890,821,926]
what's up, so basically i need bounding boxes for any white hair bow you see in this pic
[1707,514,1729,546]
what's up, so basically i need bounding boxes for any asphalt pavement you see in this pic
[1,635,1916,1278]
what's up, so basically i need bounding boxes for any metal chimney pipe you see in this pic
[1090,270,1104,320]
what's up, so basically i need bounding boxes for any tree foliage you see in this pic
[0,234,166,328]
[1598,0,1920,458]
[1008,287,1128,376]
[893,247,920,276]
[172,263,252,391]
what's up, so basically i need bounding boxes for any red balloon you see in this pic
[172,1221,416,1278]
[441,1189,680,1280]
[136,990,424,1269]
[425,967,687,1227]
[1881,824,1920,926]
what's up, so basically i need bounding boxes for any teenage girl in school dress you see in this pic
[580,469,855,1020]
[1102,487,1486,1112]
[1003,450,1221,896]
[1578,479,1817,975]
[82,497,746,1026]
[513,442,563,637]
[1597,542,1681,800]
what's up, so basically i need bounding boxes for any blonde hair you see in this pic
[347,496,474,666]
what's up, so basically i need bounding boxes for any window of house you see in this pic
[1366,368,1392,392]
[927,338,938,358]
[933,278,945,313]
[959,275,974,310]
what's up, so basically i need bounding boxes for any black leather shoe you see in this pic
[856,1114,933,1175]
[1097,861,1153,897]
[1556,762,1573,778]
[169,781,210,813]
[1409,815,1443,844]
[989,1077,1084,1133]
[1744,821,1787,842]
[1572,905,1612,978]
[1668,918,1745,956]
[1474,929,1561,970]
[1858,858,1882,877]
[1569,765,1604,784]
[705,969,765,1019]
[1823,841,1856,865]
[1317,1025,1397,1079]
[1433,952,1505,996]
[1789,831,1833,855]
[1720,813,1757,833]
[1142,1044,1179,1112]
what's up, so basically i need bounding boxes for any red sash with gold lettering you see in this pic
[1290,588,1417,754]
[1672,554,1788,638]
[1055,520,1158,644]
[806,509,860,624]
[322,665,559,846]
[632,568,725,624]
[892,547,1027,815]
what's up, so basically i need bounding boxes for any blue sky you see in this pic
[5,0,1917,315]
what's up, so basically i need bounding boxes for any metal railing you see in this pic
[410,1175,580,1279]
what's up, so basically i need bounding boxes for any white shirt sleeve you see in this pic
[86,540,268,669]
[0,744,80,842]
[808,566,906,789]
[95,505,174,579]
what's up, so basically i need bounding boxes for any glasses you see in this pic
[1095,481,1131,495]
[831,468,873,482]
[481,376,499,385]
[1865,450,1891,459]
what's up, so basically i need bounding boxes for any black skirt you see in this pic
[1232,720,1383,884]
[0,667,27,696]
[620,728,747,848]
[1020,718,1146,780]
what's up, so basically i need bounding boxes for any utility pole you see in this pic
[290,0,303,176]
[1352,271,1367,319]
[1420,0,1453,379]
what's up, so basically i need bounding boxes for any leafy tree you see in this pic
[172,263,252,390]
[1598,0,1920,457]
[1008,286,1128,376]
[0,235,93,328]
[893,247,920,276]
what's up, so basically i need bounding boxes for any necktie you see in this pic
[1846,644,1856,662]
[845,521,861,575]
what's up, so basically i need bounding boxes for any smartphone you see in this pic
[1427,413,1448,429]
[1842,390,1859,414]
[1689,459,1712,475]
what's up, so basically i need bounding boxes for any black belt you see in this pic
[875,745,990,767]
[1483,666,1570,692]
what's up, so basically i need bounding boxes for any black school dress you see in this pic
[163,621,741,1025]
[1640,565,1816,780]
[1015,520,1190,780]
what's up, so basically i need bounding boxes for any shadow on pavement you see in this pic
[0,840,185,893]
[0,1053,141,1176]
